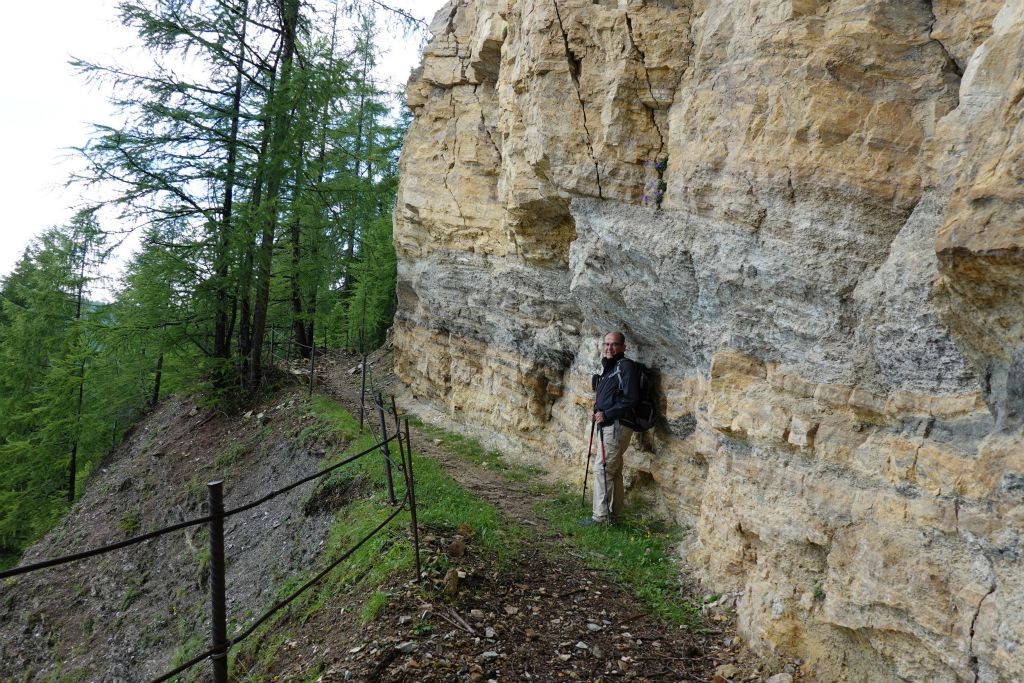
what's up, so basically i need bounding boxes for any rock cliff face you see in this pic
[392,1,1024,680]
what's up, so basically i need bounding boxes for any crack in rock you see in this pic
[922,0,965,85]
[442,93,469,229]
[552,0,603,198]
[968,555,996,683]
[625,12,666,157]
[474,86,502,163]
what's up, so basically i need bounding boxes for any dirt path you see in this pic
[315,348,547,528]
[293,348,761,683]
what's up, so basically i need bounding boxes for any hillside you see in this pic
[0,350,776,681]
[0,374,341,679]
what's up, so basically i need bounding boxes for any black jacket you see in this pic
[592,353,639,427]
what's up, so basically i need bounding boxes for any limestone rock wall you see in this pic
[393,1,1024,680]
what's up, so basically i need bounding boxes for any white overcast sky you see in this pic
[0,0,447,280]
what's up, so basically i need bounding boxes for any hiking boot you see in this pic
[578,517,608,527]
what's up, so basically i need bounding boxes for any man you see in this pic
[582,331,640,526]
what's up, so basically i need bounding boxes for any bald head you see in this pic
[602,331,626,359]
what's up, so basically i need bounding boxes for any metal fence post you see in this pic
[308,338,316,397]
[389,395,405,468]
[375,393,397,505]
[403,418,421,583]
[359,352,368,430]
[207,481,228,683]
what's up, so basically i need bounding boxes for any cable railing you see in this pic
[262,329,391,437]
[2,394,421,683]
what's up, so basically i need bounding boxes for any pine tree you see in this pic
[0,212,109,563]
[0,0,422,569]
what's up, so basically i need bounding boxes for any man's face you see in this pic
[602,334,624,359]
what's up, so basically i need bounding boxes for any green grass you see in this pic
[360,590,391,624]
[536,490,701,627]
[299,420,526,609]
[118,585,141,610]
[230,393,524,679]
[214,439,247,468]
[169,633,207,683]
[117,508,141,535]
[297,395,362,447]
[194,536,211,583]
[412,419,702,629]
[255,423,274,458]
[410,416,544,483]
[230,631,287,681]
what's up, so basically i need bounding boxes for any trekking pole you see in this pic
[582,419,596,503]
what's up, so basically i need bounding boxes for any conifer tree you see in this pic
[0,212,108,562]
[0,0,422,568]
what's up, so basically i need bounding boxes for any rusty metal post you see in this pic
[207,481,228,683]
[389,395,405,470]
[359,352,368,430]
[308,337,316,397]
[403,418,421,582]
[376,393,397,505]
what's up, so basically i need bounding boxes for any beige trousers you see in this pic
[592,422,633,522]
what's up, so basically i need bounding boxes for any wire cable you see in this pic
[149,643,225,683]
[227,496,408,645]
[0,514,214,579]
[223,433,398,518]
[2,434,398,578]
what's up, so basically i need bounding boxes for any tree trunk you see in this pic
[248,0,300,390]
[151,351,164,408]
[237,123,271,380]
[212,0,250,363]
[290,140,310,359]
[67,239,88,503]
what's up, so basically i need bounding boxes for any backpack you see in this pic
[616,359,660,432]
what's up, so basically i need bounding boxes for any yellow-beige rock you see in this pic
[393,1,1024,680]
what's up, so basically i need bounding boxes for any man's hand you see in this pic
[592,411,605,424]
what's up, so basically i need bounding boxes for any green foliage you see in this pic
[0,213,128,566]
[72,0,407,393]
[0,4,412,567]
[345,216,397,352]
